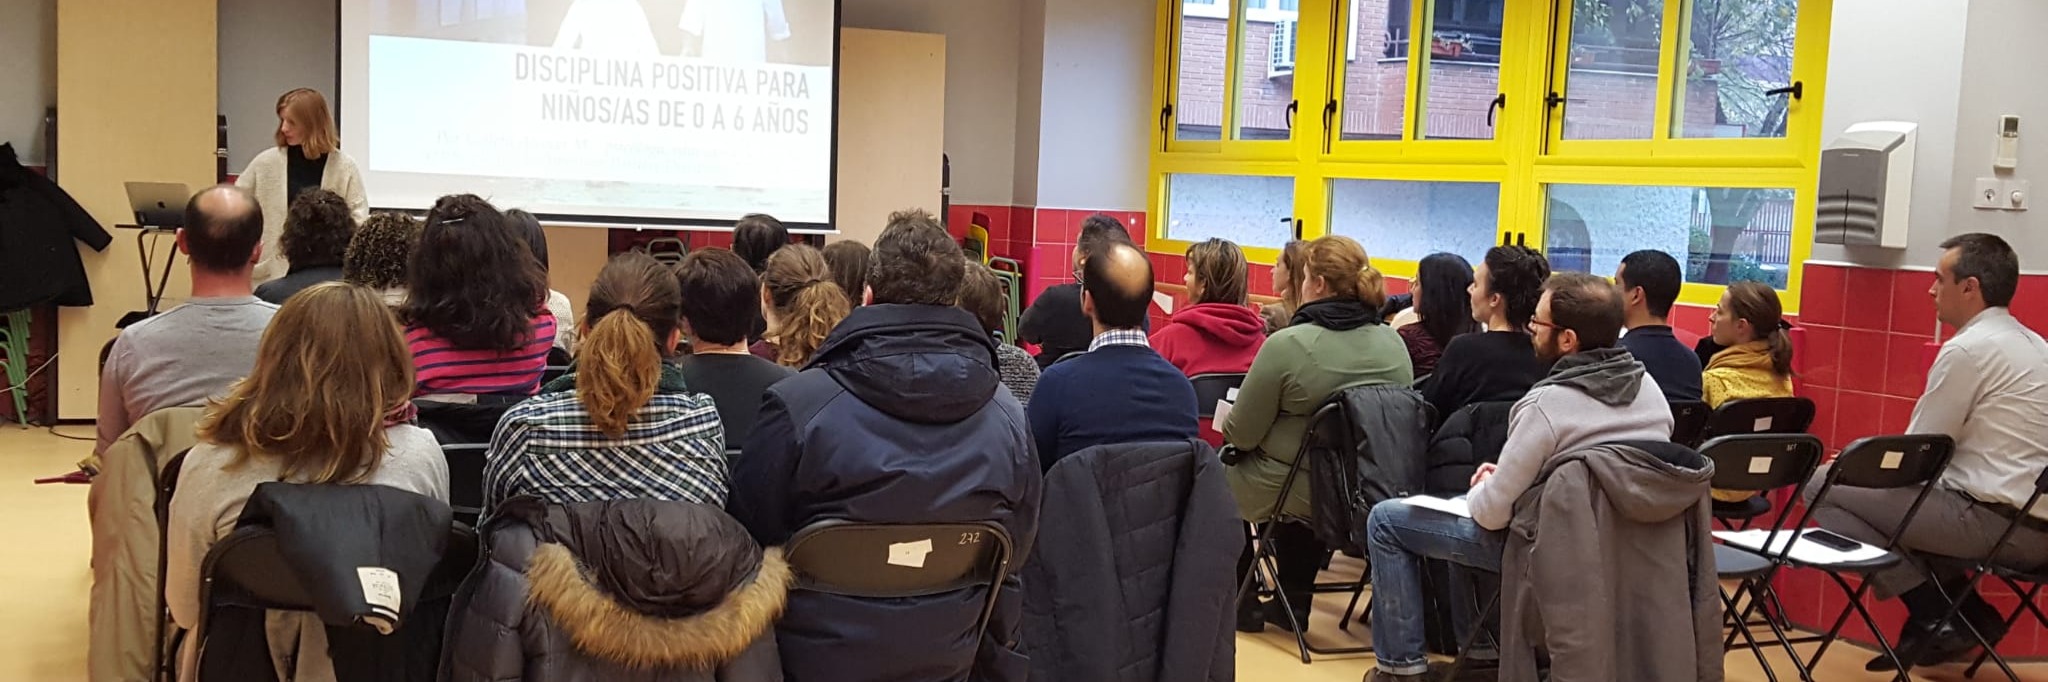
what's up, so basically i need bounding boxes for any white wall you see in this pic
[1012,0,1046,206]
[1945,0,2048,263]
[2,0,57,164]
[1029,0,1154,211]
[218,0,339,170]
[842,0,1020,206]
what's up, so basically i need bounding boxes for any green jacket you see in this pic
[1221,322,1413,522]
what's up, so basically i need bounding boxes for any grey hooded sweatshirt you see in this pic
[1467,347,1675,530]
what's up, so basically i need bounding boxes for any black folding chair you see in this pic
[1190,373,1248,419]
[1235,401,1373,663]
[1727,434,1956,680]
[1698,433,1826,682]
[1915,466,2048,682]
[443,443,489,525]
[153,450,191,682]
[783,520,1015,643]
[1702,397,1818,528]
[1669,399,1712,448]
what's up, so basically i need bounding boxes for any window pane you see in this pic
[1177,2,1229,141]
[1328,179,1501,263]
[1237,3,1299,141]
[1338,0,1409,141]
[1420,0,1508,140]
[1545,184,1793,289]
[1673,0,1798,138]
[1562,0,1665,140]
[1166,173,1297,247]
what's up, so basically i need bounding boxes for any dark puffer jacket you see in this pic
[729,304,1042,682]
[444,497,789,682]
[0,142,111,311]
[1023,439,1240,682]
[1305,385,1432,555]
[1423,401,1517,495]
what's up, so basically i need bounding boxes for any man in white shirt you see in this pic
[1805,232,2048,671]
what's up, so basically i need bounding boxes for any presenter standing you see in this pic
[236,88,368,283]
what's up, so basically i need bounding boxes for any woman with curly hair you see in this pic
[254,189,354,304]
[403,194,556,402]
[343,211,421,307]
[1417,244,1550,421]
[750,244,847,368]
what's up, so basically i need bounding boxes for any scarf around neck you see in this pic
[1289,298,1382,332]
[1534,346,1646,407]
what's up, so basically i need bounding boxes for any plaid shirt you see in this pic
[1088,328,1151,352]
[483,365,727,517]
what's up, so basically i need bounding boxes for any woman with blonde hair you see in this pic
[751,244,849,367]
[165,282,447,680]
[485,252,728,513]
[236,88,368,282]
[1223,234,1412,632]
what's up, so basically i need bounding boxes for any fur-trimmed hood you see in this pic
[507,498,792,669]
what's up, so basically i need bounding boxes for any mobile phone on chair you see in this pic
[1804,529,1864,552]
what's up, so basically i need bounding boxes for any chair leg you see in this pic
[1723,586,1780,682]
[1923,567,2021,682]
[1966,578,2042,680]
[1807,572,1909,682]
[1442,591,1501,681]
[1751,578,1817,681]
[1336,572,1369,632]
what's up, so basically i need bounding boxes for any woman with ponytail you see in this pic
[1222,235,1413,632]
[751,244,850,368]
[483,252,728,515]
[1703,281,1797,503]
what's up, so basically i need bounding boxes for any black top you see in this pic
[680,353,795,446]
[253,265,344,305]
[1620,325,1705,402]
[1420,330,1547,422]
[1017,282,1149,369]
[285,145,326,202]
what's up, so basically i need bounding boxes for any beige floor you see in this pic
[4,424,2043,681]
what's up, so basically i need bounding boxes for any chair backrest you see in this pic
[1668,400,1711,447]
[541,364,571,386]
[783,520,1013,635]
[1190,373,1247,419]
[1796,434,1956,552]
[1701,397,1816,441]
[443,444,489,523]
[1699,433,1824,532]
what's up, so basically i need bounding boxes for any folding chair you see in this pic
[153,450,191,682]
[1697,433,1826,682]
[1235,401,1373,663]
[1702,397,1818,528]
[1730,434,1956,680]
[1913,466,2048,682]
[443,443,489,525]
[1190,373,1247,417]
[783,521,1015,644]
[1669,399,1712,448]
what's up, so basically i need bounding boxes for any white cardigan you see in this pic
[236,147,369,283]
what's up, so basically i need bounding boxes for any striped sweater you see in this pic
[408,312,557,397]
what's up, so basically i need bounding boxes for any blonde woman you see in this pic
[165,282,448,680]
[237,88,368,282]
[751,244,850,368]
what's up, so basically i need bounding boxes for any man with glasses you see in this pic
[1360,272,1674,682]
[1017,214,1141,368]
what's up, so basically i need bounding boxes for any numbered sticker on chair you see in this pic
[888,539,934,569]
[1226,387,1240,402]
[1881,451,1905,470]
[357,567,402,614]
[1753,416,1774,432]
[1748,456,1773,475]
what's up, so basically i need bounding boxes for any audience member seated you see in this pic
[96,185,278,456]
[165,282,448,680]
[960,261,1041,403]
[1703,280,1796,408]
[1420,245,1550,423]
[1362,273,1673,681]
[343,211,420,308]
[733,213,789,341]
[1804,233,2048,671]
[403,194,557,403]
[485,253,728,517]
[510,208,579,353]
[446,498,787,682]
[1397,252,1481,377]
[253,189,353,304]
[676,248,794,445]
[1257,239,1309,335]
[751,244,849,368]
[1029,243,1199,470]
[822,239,871,309]
[1223,235,1412,631]
[1019,214,1136,368]
[729,209,1040,682]
[1616,249,1704,401]
[1151,238,1266,377]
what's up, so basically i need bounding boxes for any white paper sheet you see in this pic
[1400,495,1472,519]
[1213,399,1233,427]
[1714,528,1890,565]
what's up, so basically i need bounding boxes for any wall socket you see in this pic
[1973,177,2031,211]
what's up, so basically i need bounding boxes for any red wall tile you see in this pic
[1797,325,1842,389]
[1888,270,1937,336]
[1842,268,1895,331]
[1671,303,1713,343]
[1833,391,1885,448]
[1879,395,1917,437]
[1883,334,1933,398]
[1836,329,1890,395]
[1799,385,1838,447]
[1800,263,1846,327]
[2013,275,2048,333]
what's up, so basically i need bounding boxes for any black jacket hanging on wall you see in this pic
[0,142,111,311]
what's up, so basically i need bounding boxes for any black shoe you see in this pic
[1362,669,1426,682]
[1866,619,1936,672]
[1263,598,1311,633]
[1236,594,1266,633]
[1915,618,2006,666]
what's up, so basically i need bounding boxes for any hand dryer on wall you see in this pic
[1816,121,1917,249]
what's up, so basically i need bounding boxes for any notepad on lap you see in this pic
[1400,495,1472,518]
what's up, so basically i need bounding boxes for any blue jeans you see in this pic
[1366,502,1506,675]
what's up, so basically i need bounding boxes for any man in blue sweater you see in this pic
[1028,243,1199,472]
[1615,250,1704,402]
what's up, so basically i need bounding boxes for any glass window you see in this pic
[1545,184,1793,289]
[1673,0,1799,138]
[1176,2,1230,141]
[1419,0,1508,140]
[1337,0,1410,141]
[1238,2,1299,141]
[1166,173,1297,247]
[1561,0,1665,140]
[1328,179,1500,263]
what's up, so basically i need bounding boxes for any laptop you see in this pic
[124,181,190,228]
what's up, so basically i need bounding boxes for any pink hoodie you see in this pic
[1150,302,1269,378]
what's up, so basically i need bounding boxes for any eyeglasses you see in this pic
[1528,318,1557,331]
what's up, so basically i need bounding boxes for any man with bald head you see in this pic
[1027,242,1198,471]
[96,185,279,453]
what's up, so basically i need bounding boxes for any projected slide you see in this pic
[339,0,836,227]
